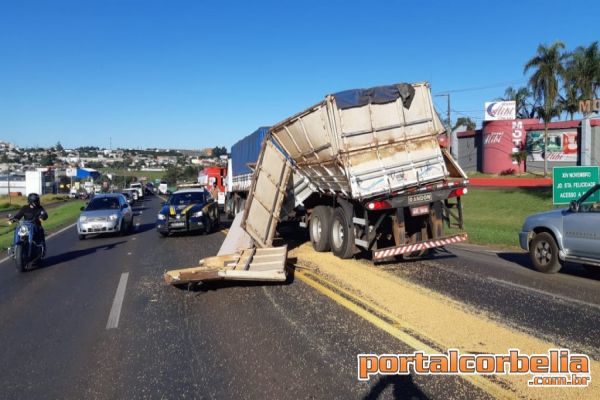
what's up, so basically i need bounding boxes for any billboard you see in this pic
[526,130,578,162]
[484,101,516,121]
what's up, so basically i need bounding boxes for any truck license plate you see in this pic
[410,205,430,216]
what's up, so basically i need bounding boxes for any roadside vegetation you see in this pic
[456,188,553,249]
[0,200,84,254]
[0,194,73,211]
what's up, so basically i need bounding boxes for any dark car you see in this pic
[156,189,219,236]
[145,182,155,195]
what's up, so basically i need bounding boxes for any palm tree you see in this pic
[452,117,476,131]
[524,41,568,176]
[499,86,535,118]
[558,76,580,120]
[567,41,600,116]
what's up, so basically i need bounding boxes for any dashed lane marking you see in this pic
[106,272,129,329]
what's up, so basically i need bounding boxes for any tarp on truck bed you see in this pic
[270,82,448,200]
[333,83,415,110]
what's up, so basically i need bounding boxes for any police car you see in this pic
[156,188,219,236]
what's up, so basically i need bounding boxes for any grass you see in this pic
[454,188,555,249]
[0,200,84,254]
[467,172,547,179]
[0,194,73,211]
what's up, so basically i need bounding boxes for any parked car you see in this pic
[130,182,144,198]
[519,183,600,273]
[122,188,139,202]
[77,193,134,240]
[156,188,219,237]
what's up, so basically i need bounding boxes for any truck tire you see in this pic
[310,206,332,252]
[330,207,355,259]
[529,232,563,273]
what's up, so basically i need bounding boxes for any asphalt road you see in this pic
[2,194,599,399]
[0,195,492,400]
[377,242,600,359]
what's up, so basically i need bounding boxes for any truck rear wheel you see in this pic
[330,207,355,259]
[310,206,332,252]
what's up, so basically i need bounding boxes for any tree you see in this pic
[524,41,568,176]
[182,165,199,181]
[164,166,181,185]
[41,153,57,166]
[558,76,580,120]
[566,41,600,116]
[452,117,476,131]
[498,86,536,118]
[511,144,528,174]
[55,141,64,152]
[212,146,227,157]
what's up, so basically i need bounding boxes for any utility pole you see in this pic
[435,93,452,155]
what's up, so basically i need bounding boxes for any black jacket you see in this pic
[13,204,48,225]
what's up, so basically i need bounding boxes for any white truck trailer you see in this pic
[165,82,468,285]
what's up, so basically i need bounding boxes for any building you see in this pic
[454,111,600,173]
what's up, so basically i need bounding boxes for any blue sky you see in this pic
[1,0,599,150]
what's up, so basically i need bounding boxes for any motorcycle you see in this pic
[7,214,45,272]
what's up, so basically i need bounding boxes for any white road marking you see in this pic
[106,272,129,329]
[127,252,132,255]
[487,277,600,311]
[0,222,77,265]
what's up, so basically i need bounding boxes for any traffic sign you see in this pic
[552,166,600,205]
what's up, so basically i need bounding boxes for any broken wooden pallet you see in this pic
[164,245,288,285]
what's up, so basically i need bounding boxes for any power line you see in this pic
[434,79,527,94]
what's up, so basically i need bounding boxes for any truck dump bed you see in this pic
[270,82,448,200]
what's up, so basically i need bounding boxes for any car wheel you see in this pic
[330,207,355,259]
[529,232,563,273]
[158,231,168,238]
[78,234,86,240]
[310,206,333,252]
[118,221,127,236]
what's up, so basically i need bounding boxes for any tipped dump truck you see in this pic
[165,82,468,285]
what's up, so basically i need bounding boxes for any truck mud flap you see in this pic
[164,246,288,285]
[372,233,468,261]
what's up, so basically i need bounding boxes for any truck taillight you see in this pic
[449,187,468,198]
[367,200,391,210]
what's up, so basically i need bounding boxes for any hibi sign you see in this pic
[484,101,516,121]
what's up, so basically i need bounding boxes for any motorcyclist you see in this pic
[10,193,48,256]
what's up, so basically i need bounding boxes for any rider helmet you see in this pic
[27,193,41,207]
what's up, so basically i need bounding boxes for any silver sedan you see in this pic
[77,194,134,240]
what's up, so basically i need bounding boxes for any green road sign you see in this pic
[553,166,600,205]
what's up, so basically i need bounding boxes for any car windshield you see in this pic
[86,197,121,210]
[168,192,205,206]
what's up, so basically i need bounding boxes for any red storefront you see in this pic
[481,119,600,174]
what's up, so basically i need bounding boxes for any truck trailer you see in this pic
[241,82,468,261]
[165,82,468,285]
